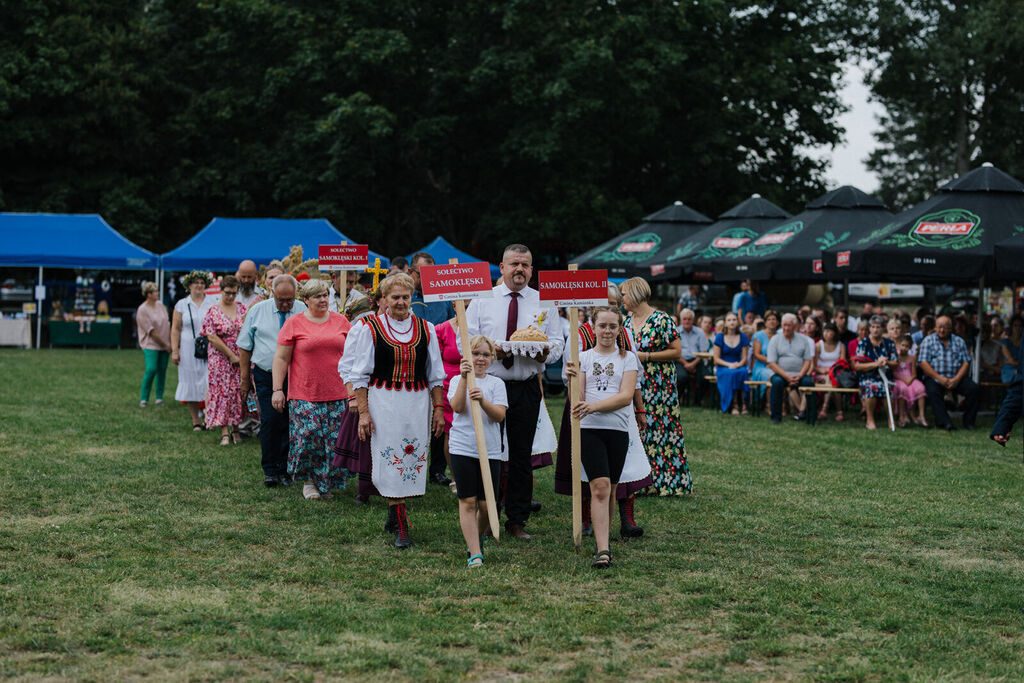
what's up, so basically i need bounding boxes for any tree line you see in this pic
[2,1,1020,263]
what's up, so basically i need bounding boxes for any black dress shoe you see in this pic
[264,475,279,488]
[277,473,293,486]
[794,411,806,421]
[430,472,452,486]
[529,499,542,513]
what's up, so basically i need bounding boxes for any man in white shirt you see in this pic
[236,260,261,308]
[466,244,564,540]
[328,270,366,315]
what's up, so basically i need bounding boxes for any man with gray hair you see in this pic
[766,312,816,424]
[238,274,308,486]
[675,308,706,404]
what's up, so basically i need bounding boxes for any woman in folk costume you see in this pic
[343,273,446,548]
[554,286,652,538]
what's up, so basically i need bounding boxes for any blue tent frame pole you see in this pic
[35,266,43,350]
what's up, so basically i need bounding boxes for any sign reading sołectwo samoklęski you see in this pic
[420,262,494,302]
[538,269,609,308]
[318,244,369,271]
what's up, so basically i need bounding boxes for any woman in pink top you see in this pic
[271,278,353,499]
[435,310,466,491]
[136,281,171,407]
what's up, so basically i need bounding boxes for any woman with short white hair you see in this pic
[271,277,353,499]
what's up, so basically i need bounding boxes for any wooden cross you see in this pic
[365,257,388,293]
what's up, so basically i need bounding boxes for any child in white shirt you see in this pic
[447,335,508,569]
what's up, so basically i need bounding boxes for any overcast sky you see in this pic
[819,63,885,193]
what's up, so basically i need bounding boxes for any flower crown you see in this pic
[181,270,214,286]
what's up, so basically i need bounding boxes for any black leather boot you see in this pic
[619,496,643,538]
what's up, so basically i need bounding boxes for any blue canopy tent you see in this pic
[0,212,160,348]
[406,236,500,280]
[161,218,389,272]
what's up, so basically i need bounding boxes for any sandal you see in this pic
[817,410,827,420]
[192,423,205,431]
[220,435,230,447]
[467,554,484,569]
[154,399,164,407]
[835,412,844,422]
[991,433,1009,448]
[139,400,147,408]
[591,549,612,569]
[740,407,749,416]
[231,431,242,445]
[302,484,321,499]
[730,407,740,416]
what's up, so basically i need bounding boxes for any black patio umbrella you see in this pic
[706,186,892,282]
[638,194,792,281]
[994,232,1024,279]
[571,200,712,278]
[823,163,1024,283]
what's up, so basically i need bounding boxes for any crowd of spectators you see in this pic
[668,282,1014,432]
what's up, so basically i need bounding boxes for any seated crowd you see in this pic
[671,286,1020,432]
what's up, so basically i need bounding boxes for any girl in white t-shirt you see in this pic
[447,335,508,569]
[566,307,639,569]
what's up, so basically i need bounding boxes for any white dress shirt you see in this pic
[465,282,564,381]
[342,313,445,390]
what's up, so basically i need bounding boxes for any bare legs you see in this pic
[589,478,618,554]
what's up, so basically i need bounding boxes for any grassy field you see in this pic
[2,349,1024,680]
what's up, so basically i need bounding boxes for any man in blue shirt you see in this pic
[409,251,455,326]
[991,331,1024,446]
[408,251,456,486]
[917,315,978,431]
[737,280,768,322]
[238,274,307,486]
[675,308,707,404]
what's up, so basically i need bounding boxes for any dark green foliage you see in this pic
[0,1,853,260]
[861,0,1024,210]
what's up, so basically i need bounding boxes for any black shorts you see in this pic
[580,428,629,483]
[449,453,502,500]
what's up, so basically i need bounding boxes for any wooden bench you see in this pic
[745,381,770,416]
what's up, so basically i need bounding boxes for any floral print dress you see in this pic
[855,336,897,400]
[627,309,692,495]
[200,302,246,426]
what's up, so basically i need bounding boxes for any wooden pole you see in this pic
[450,258,501,543]
[336,241,347,315]
[568,263,582,549]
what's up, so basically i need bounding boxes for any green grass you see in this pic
[2,349,1024,680]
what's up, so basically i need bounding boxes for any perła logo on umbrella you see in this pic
[884,209,982,249]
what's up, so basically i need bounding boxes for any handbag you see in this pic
[188,303,209,360]
[828,357,857,389]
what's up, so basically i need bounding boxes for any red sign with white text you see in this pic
[812,259,823,274]
[318,244,369,271]
[837,251,851,267]
[650,264,666,276]
[420,262,494,302]
[538,270,608,307]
